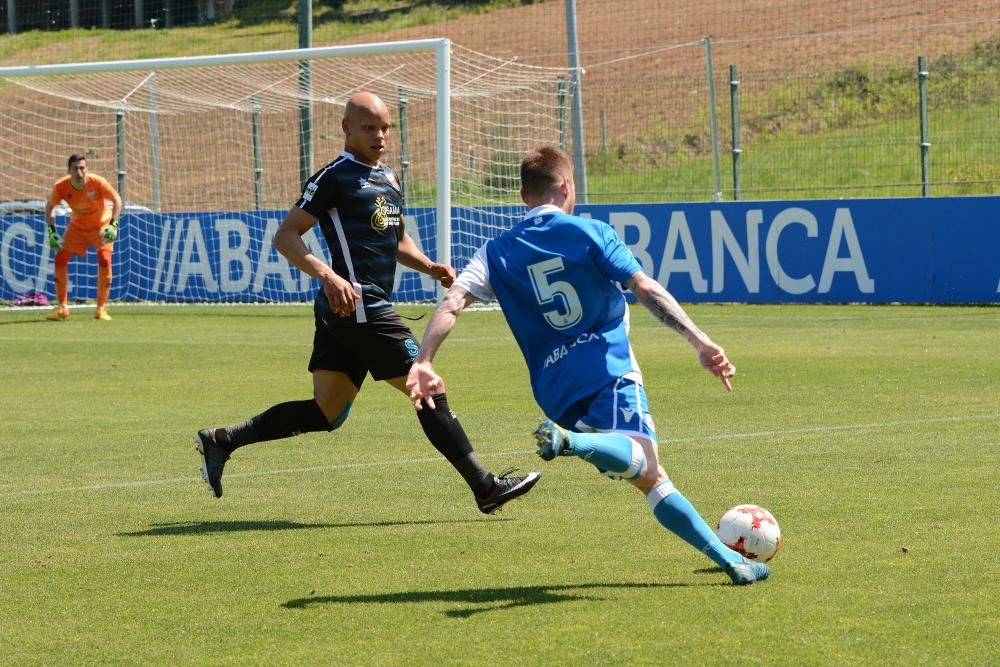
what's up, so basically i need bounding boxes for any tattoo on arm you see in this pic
[637,288,701,341]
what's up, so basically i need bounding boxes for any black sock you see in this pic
[416,393,493,496]
[217,399,331,453]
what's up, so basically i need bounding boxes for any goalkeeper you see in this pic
[44,154,123,321]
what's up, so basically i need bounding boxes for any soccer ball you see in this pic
[716,504,781,562]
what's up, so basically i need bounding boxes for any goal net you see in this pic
[0,39,572,304]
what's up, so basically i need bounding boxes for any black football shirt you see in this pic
[295,150,406,322]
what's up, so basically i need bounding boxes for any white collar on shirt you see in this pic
[523,204,563,221]
[341,150,383,169]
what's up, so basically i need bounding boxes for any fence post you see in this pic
[251,95,263,210]
[730,64,741,200]
[298,0,313,187]
[6,0,16,34]
[398,86,409,204]
[557,76,567,151]
[116,109,126,199]
[600,109,607,152]
[703,37,722,201]
[148,74,161,211]
[564,0,588,203]
[918,56,930,197]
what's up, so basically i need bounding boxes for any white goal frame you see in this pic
[0,37,455,273]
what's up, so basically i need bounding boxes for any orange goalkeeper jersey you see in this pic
[49,174,118,231]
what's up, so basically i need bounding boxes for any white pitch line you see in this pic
[0,455,453,499]
[659,413,1000,444]
[0,335,312,347]
[0,333,492,347]
[0,413,996,499]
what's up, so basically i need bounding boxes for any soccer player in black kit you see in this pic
[195,91,540,513]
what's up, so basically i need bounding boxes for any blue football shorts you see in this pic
[554,376,657,442]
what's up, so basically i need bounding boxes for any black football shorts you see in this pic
[308,303,420,388]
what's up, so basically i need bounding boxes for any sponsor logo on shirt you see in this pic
[302,182,319,202]
[543,332,600,369]
[370,195,401,232]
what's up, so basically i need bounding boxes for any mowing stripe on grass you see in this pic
[1,412,995,499]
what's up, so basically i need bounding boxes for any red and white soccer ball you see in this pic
[716,504,781,562]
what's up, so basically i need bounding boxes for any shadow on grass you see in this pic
[283,582,689,618]
[694,566,731,577]
[0,315,57,326]
[117,517,495,537]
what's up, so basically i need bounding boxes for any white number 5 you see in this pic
[528,257,583,330]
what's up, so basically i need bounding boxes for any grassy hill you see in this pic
[0,1,996,200]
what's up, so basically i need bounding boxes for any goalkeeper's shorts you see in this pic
[62,222,114,256]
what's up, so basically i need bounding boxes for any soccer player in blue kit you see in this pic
[407,145,770,584]
[195,92,539,513]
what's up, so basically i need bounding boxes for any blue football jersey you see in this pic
[470,205,643,420]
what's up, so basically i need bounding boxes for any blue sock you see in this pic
[566,431,644,479]
[647,481,742,568]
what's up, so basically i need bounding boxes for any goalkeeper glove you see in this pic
[46,225,63,251]
[101,219,119,243]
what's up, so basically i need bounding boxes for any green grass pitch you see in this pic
[1,303,997,665]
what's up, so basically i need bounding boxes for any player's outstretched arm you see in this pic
[406,285,477,410]
[627,271,735,392]
[397,229,455,288]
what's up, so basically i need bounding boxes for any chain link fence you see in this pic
[1,0,997,201]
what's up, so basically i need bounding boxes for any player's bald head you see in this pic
[344,92,388,122]
[341,92,392,165]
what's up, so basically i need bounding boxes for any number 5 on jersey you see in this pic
[528,257,583,330]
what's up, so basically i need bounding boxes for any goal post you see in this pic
[0,39,571,305]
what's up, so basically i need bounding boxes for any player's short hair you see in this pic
[67,154,87,170]
[521,145,572,198]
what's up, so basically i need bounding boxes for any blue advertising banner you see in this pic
[0,210,443,303]
[2,196,997,304]
[574,197,999,303]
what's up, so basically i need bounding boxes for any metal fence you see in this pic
[1,0,997,202]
